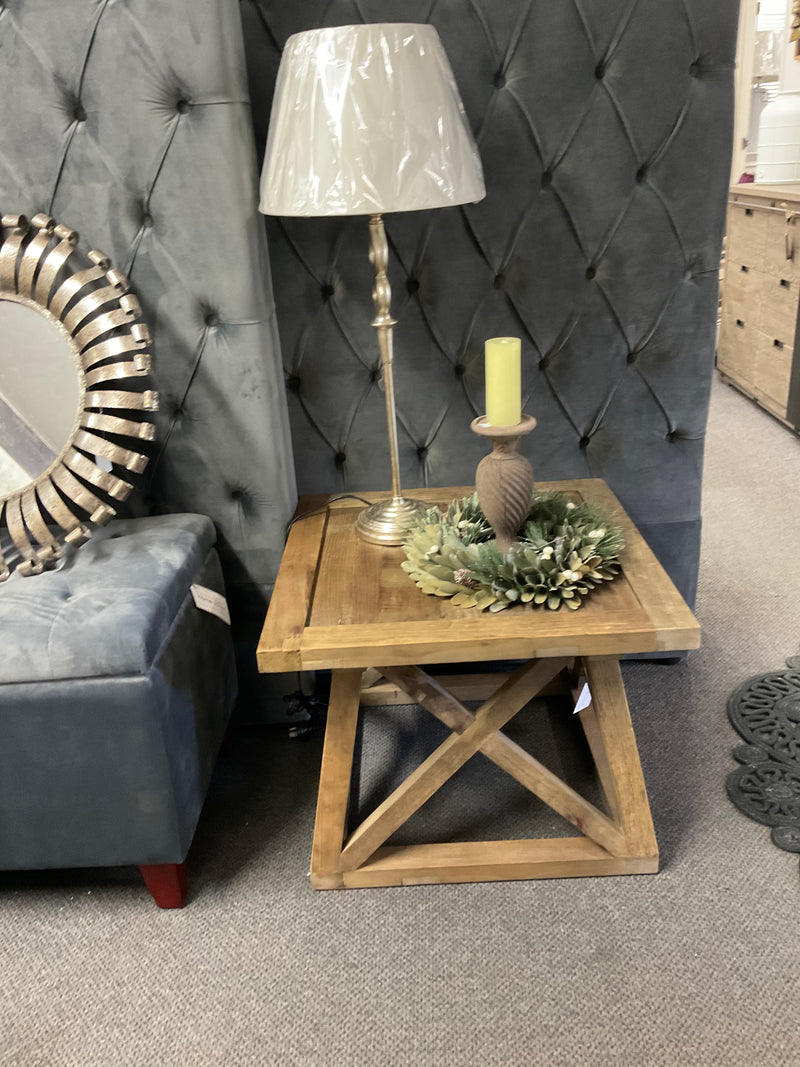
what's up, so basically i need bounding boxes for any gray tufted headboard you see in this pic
[0,0,296,713]
[1,0,737,717]
[242,0,738,611]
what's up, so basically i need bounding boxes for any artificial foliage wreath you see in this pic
[401,490,624,612]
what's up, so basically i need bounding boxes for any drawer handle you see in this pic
[741,265,749,273]
[745,208,754,216]
[774,339,784,350]
[781,278,791,288]
[787,233,795,261]
[736,319,745,328]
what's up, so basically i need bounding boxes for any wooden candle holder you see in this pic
[470,414,537,553]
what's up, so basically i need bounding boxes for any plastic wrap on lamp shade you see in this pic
[259,23,485,216]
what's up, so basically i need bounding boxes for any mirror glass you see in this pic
[0,297,81,497]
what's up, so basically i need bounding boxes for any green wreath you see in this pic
[402,490,624,612]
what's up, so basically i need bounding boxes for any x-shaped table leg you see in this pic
[340,657,570,871]
[375,664,630,858]
[309,656,657,889]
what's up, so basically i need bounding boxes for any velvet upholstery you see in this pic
[0,0,297,711]
[0,515,217,685]
[242,0,738,609]
[0,516,236,870]
[0,0,285,889]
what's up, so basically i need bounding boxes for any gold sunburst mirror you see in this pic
[0,212,158,579]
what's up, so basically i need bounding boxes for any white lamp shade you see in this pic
[259,23,485,216]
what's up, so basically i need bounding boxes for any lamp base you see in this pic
[354,496,428,546]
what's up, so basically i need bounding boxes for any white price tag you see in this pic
[573,682,592,715]
[190,584,231,625]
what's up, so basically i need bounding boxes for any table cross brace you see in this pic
[377,664,630,858]
[310,656,658,889]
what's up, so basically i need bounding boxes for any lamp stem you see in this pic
[352,215,427,545]
[368,213,402,501]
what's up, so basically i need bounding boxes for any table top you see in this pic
[256,479,700,673]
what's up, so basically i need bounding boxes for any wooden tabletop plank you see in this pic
[577,480,700,651]
[308,502,646,628]
[314,509,386,625]
[256,504,328,672]
[293,619,696,670]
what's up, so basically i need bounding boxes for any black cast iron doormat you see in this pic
[727,663,800,884]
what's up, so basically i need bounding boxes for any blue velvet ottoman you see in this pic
[0,514,237,907]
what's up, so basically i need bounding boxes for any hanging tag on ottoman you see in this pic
[190,584,231,625]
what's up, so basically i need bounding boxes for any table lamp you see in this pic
[259,23,485,544]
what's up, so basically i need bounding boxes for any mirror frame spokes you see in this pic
[0,212,158,579]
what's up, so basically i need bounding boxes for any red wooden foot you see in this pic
[138,862,188,909]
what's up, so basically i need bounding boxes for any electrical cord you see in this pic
[284,494,373,542]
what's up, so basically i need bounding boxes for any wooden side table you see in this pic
[257,480,700,890]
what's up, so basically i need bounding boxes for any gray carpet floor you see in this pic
[3,376,800,1067]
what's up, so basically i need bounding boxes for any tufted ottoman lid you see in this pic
[0,515,217,685]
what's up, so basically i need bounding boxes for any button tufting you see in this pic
[142,213,153,229]
[74,103,86,123]
[287,375,301,392]
[176,99,190,114]
[667,430,680,442]
[321,283,335,300]
[370,368,380,384]
[205,312,219,327]
[256,7,733,589]
[417,446,428,459]
[231,488,244,501]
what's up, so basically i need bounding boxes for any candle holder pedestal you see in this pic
[471,414,537,553]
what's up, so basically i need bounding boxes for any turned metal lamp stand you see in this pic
[259,23,485,544]
[354,213,423,544]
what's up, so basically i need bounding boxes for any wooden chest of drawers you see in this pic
[718,183,800,429]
